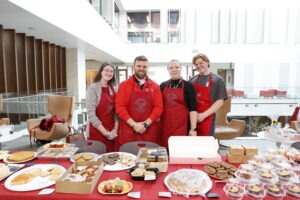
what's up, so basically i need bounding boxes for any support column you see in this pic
[66,48,86,102]
[160,8,168,43]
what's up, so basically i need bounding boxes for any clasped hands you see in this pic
[103,129,118,140]
[132,122,147,134]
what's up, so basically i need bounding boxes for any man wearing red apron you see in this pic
[160,59,197,148]
[115,55,163,151]
[190,54,228,136]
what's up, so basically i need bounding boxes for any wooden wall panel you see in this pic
[43,42,50,90]
[0,25,5,93]
[49,44,56,90]
[56,46,62,88]
[15,33,27,94]
[26,36,36,94]
[35,39,44,91]
[3,29,17,93]
[62,48,66,88]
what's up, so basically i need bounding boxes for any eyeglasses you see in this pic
[103,69,114,73]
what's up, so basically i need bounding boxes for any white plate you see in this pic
[0,164,25,182]
[4,164,66,191]
[70,152,100,162]
[3,152,37,164]
[164,169,212,196]
[100,152,136,171]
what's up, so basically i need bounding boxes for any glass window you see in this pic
[168,10,181,43]
[127,11,160,43]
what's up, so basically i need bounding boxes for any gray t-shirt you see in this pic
[189,73,228,103]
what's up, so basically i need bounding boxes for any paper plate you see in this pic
[98,179,133,195]
[4,164,65,191]
[100,152,136,171]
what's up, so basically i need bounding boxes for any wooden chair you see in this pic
[27,95,75,141]
[0,94,10,125]
[119,141,160,155]
[214,97,246,146]
[291,121,300,132]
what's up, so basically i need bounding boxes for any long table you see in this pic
[0,157,295,200]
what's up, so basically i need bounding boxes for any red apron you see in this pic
[116,81,160,150]
[193,73,213,136]
[161,80,188,148]
[89,85,115,152]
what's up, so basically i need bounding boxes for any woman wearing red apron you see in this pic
[86,63,118,152]
[115,56,163,151]
[190,54,228,136]
[160,59,197,148]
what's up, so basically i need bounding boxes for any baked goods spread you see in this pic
[229,184,239,193]
[7,151,35,162]
[103,153,135,168]
[203,161,237,180]
[63,165,99,184]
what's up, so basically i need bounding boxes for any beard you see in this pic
[135,71,146,79]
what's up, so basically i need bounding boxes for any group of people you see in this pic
[86,54,228,152]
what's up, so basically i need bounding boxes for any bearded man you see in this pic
[115,55,163,150]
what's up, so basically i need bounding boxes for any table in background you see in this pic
[257,131,300,148]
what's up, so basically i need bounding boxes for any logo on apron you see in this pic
[197,93,203,103]
[134,98,148,113]
[166,93,177,106]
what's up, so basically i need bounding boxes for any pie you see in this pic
[7,151,35,162]
[10,173,34,185]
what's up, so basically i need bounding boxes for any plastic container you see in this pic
[223,183,245,200]
[234,170,259,184]
[264,184,286,198]
[245,184,266,199]
[257,170,278,183]
[285,183,300,198]
[129,167,158,181]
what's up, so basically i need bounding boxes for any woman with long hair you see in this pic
[86,62,118,152]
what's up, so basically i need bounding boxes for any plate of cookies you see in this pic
[100,152,136,171]
[4,164,65,191]
[3,151,37,164]
[203,161,237,180]
[70,152,99,162]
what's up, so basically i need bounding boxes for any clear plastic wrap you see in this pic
[164,169,212,198]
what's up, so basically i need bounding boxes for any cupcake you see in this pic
[287,184,300,194]
[260,170,272,179]
[267,184,280,194]
[248,185,262,195]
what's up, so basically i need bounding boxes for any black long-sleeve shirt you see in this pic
[160,79,197,112]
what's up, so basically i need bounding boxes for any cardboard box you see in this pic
[136,148,168,172]
[56,159,104,194]
[226,151,244,163]
[242,145,258,156]
[168,136,221,164]
[229,145,245,156]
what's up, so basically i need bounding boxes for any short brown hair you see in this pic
[133,55,148,65]
[192,53,210,66]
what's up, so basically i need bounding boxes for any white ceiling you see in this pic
[0,0,125,63]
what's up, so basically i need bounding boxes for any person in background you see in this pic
[160,59,198,148]
[115,55,163,150]
[86,62,118,152]
[189,54,228,136]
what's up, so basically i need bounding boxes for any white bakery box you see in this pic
[168,136,221,164]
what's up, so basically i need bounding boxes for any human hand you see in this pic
[133,122,146,134]
[189,129,197,136]
[197,113,206,122]
[103,131,117,140]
